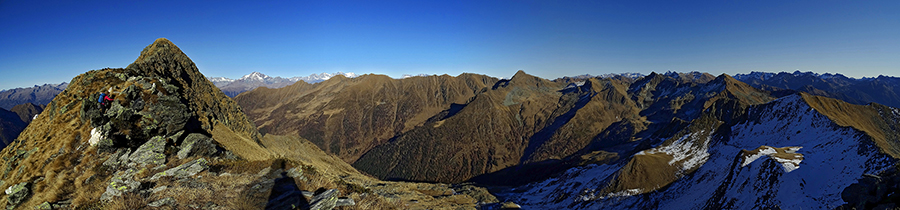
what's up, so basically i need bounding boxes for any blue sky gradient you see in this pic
[1,0,898,90]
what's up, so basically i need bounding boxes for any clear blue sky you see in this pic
[1,0,898,90]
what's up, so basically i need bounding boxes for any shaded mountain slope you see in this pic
[0,108,26,148]
[9,103,43,125]
[236,73,498,163]
[507,93,900,209]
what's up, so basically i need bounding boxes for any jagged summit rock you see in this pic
[126,38,263,148]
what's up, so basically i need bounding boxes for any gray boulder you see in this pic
[177,133,217,159]
[102,148,132,167]
[100,168,141,201]
[128,136,166,167]
[4,182,30,208]
[148,158,209,181]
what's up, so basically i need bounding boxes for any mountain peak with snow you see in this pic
[240,72,272,81]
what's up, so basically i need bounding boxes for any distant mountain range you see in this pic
[0,83,67,110]
[734,71,900,108]
[208,72,359,97]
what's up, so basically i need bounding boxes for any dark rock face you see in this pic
[177,133,218,159]
[839,169,900,210]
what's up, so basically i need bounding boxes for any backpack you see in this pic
[99,93,106,103]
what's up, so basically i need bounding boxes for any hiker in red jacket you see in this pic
[98,92,113,110]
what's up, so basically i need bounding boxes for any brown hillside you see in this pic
[9,103,43,124]
[521,78,645,163]
[353,71,570,183]
[235,73,498,163]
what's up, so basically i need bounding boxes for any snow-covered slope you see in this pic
[507,94,896,209]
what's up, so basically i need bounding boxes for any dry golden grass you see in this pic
[210,126,272,161]
[104,193,147,210]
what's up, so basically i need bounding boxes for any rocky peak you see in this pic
[131,38,188,64]
[126,38,262,145]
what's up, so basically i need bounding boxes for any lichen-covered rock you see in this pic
[101,168,141,201]
[128,136,166,167]
[177,133,217,159]
[4,182,30,208]
[148,158,209,181]
[102,148,131,167]
[310,189,340,210]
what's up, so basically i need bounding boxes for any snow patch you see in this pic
[88,128,102,146]
[741,147,777,167]
[741,146,803,172]
[638,132,711,172]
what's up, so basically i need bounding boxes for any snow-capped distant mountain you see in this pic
[400,74,433,79]
[207,72,358,97]
[208,77,235,87]
[241,72,272,81]
[553,72,645,83]
[289,72,358,83]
